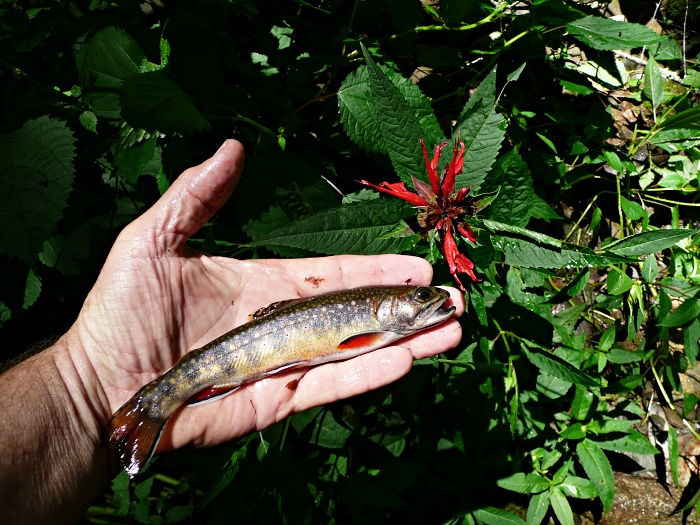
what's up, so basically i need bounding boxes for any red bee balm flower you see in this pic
[359,138,480,290]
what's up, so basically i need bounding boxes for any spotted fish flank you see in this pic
[107,285,455,478]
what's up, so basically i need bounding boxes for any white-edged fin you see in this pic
[187,386,242,406]
[337,331,399,350]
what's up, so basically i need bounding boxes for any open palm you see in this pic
[69,140,464,458]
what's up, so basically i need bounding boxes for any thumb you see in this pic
[135,139,245,253]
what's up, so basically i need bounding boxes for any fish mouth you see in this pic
[415,289,456,328]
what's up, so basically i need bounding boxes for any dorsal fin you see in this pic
[248,298,300,320]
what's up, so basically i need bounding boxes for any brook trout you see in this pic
[108,285,455,477]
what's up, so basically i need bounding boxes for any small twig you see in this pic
[613,50,683,84]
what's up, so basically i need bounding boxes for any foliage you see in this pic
[2,0,700,523]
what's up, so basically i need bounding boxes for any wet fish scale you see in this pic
[108,285,455,477]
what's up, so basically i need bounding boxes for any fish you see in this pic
[107,285,455,477]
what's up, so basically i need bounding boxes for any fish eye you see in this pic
[415,287,434,302]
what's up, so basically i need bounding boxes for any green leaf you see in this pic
[338,64,444,157]
[0,116,76,263]
[79,111,98,133]
[526,491,549,525]
[643,55,664,113]
[251,199,414,256]
[507,63,527,82]
[472,507,526,525]
[114,136,158,184]
[521,342,599,388]
[605,229,699,257]
[360,44,425,184]
[165,505,193,523]
[659,291,700,327]
[659,108,700,132]
[669,427,679,488]
[571,386,594,420]
[606,267,634,295]
[549,487,574,525]
[482,220,561,248]
[22,267,41,309]
[76,26,146,118]
[497,472,550,494]
[493,237,633,270]
[120,72,211,135]
[455,68,506,190]
[642,254,658,283]
[201,445,247,508]
[576,439,615,512]
[559,475,598,499]
[597,431,659,455]
[684,318,700,365]
[566,16,666,51]
[312,409,351,449]
[488,149,534,228]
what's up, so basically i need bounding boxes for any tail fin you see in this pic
[108,396,167,478]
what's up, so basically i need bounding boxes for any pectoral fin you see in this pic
[186,385,241,406]
[337,331,398,350]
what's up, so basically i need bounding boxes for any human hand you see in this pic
[69,139,465,462]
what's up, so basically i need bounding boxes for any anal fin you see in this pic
[187,385,240,406]
[337,331,397,350]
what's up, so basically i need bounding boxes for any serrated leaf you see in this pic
[482,220,562,248]
[521,342,599,388]
[493,236,633,270]
[23,268,41,309]
[472,507,526,525]
[643,55,664,114]
[0,116,76,263]
[507,63,527,82]
[571,386,594,420]
[576,439,615,512]
[526,491,549,525]
[120,72,211,135]
[566,16,666,51]
[487,149,534,228]
[312,409,351,449]
[114,135,158,184]
[642,254,658,283]
[250,199,415,256]
[606,229,699,257]
[360,44,425,184]
[201,446,247,508]
[76,26,145,119]
[79,111,97,133]
[455,68,506,190]
[596,430,658,455]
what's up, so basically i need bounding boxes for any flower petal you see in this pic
[358,180,428,207]
[457,222,477,243]
[441,139,465,197]
[442,228,480,289]
[421,138,449,196]
[411,176,436,205]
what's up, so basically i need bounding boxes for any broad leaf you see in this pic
[482,220,561,248]
[361,44,424,184]
[605,229,699,257]
[576,439,615,512]
[643,55,664,114]
[120,72,211,135]
[487,149,534,228]
[251,199,415,255]
[567,16,666,51]
[494,236,634,269]
[658,291,700,327]
[521,342,599,388]
[549,487,574,525]
[559,475,598,499]
[76,26,145,118]
[0,116,76,263]
[526,491,549,525]
[497,472,550,494]
[472,507,526,525]
[23,268,42,309]
[455,68,506,190]
[596,431,659,455]
[338,64,445,157]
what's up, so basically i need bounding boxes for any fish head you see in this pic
[375,286,455,335]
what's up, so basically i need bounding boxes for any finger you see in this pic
[134,139,245,252]
[230,254,435,299]
[291,346,414,413]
